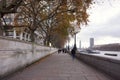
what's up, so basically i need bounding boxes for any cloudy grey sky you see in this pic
[69,0,120,48]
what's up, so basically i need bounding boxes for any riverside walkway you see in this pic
[3,53,115,80]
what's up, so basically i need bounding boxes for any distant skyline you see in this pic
[69,0,120,48]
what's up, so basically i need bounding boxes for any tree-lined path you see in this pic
[3,53,114,80]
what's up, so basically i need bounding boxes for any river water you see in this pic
[90,50,120,60]
[78,49,120,60]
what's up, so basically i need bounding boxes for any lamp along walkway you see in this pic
[3,53,115,80]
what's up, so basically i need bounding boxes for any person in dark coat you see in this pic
[71,45,77,60]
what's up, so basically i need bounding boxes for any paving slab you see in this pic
[3,53,115,80]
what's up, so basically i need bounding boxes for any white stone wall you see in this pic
[0,37,57,78]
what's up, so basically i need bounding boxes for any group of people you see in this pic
[58,48,67,53]
[58,45,77,60]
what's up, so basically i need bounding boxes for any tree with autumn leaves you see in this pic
[14,0,93,48]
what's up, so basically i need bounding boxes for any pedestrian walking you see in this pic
[71,45,77,60]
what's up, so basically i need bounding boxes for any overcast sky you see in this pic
[69,0,120,48]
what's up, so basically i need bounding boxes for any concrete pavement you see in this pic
[3,53,115,80]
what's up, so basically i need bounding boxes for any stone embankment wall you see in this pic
[0,37,57,78]
[76,53,120,80]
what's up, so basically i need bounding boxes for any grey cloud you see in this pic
[86,14,120,38]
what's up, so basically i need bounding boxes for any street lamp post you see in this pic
[74,32,78,49]
[74,33,76,47]
[49,42,52,50]
[67,23,80,50]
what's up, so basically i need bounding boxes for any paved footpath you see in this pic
[3,53,115,80]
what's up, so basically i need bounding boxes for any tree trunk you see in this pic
[44,34,51,46]
[0,14,3,36]
[30,30,35,53]
[30,30,35,42]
